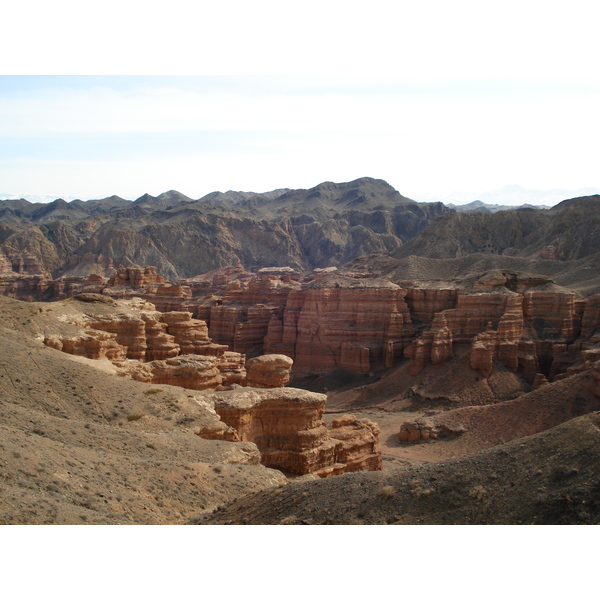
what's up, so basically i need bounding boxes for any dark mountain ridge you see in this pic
[0,178,451,279]
[394,195,600,262]
[1,179,599,282]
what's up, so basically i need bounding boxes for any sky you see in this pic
[2,1,600,205]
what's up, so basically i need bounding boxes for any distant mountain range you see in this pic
[446,200,552,213]
[4,183,600,209]
[1,178,599,284]
[0,178,448,279]
[418,184,600,209]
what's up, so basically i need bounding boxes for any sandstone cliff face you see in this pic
[86,314,148,360]
[580,294,600,338]
[107,266,165,289]
[209,274,299,356]
[404,313,453,376]
[404,287,458,323]
[403,276,593,382]
[205,388,382,477]
[160,311,228,357]
[18,261,600,388]
[264,278,413,374]
[44,330,127,361]
[141,314,180,361]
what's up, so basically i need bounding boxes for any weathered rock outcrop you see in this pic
[217,351,247,387]
[399,417,467,442]
[245,354,293,388]
[114,355,223,390]
[403,278,590,382]
[160,311,227,357]
[17,260,600,388]
[43,306,247,388]
[580,294,600,338]
[106,266,165,289]
[404,313,453,376]
[141,314,180,361]
[204,388,382,477]
[209,274,299,356]
[265,277,413,374]
[149,284,193,313]
[324,414,382,475]
[404,287,458,323]
[43,330,127,361]
[86,314,148,360]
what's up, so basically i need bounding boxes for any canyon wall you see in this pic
[10,264,600,385]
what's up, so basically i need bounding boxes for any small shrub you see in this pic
[468,485,487,502]
[381,485,396,499]
[127,414,145,421]
[144,389,162,395]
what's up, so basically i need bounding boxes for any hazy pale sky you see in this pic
[2,1,600,204]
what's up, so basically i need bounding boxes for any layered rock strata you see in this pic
[398,418,467,442]
[43,330,126,361]
[265,278,414,374]
[16,265,600,385]
[204,388,382,477]
[404,313,453,376]
[404,280,589,382]
[209,274,299,356]
[245,354,293,388]
[114,355,223,390]
[44,308,247,388]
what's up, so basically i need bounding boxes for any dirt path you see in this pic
[323,409,455,467]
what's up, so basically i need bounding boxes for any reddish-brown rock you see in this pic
[114,355,222,390]
[206,388,383,477]
[107,266,165,288]
[442,291,520,344]
[149,284,192,313]
[2,245,49,276]
[280,279,413,374]
[217,351,247,387]
[44,331,126,361]
[160,311,227,357]
[245,354,293,388]
[209,274,297,355]
[404,287,458,323]
[141,314,180,361]
[404,313,453,375]
[581,295,600,338]
[323,414,382,475]
[523,290,580,343]
[86,314,148,360]
[398,417,467,442]
[470,325,496,378]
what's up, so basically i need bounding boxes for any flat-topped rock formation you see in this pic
[202,388,382,477]
[7,262,600,390]
[245,354,293,388]
[43,305,247,389]
[114,355,224,390]
[263,275,414,374]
